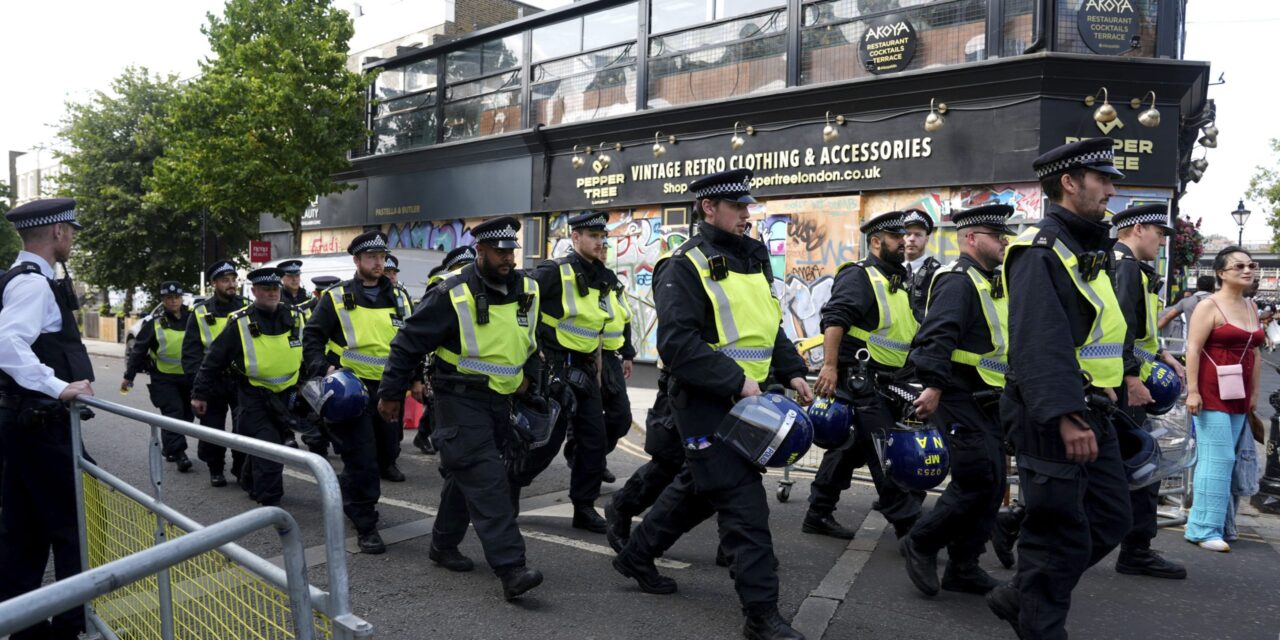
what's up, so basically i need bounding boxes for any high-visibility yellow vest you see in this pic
[149,310,188,376]
[841,263,918,369]
[540,261,615,354]
[683,246,781,383]
[193,298,249,352]
[326,282,413,380]
[436,277,540,395]
[1113,251,1163,381]
[925,262,1009,388]
[1005,227,1126,388]
[602,287,631,352]
[233,308,303,393]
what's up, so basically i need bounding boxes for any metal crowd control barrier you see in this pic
[0,507,311,639]
[67,395,373,639]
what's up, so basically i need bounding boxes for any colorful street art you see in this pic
[383,218,480,252]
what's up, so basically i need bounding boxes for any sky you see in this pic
[1,0,1275,242]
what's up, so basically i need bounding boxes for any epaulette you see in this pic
[228,308,251,322]
[1114,249,1134,261]
[1030,227,1058,248]
[670,235,704,258]
[835,260,866,275]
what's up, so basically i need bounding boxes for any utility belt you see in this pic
[0,392,92,429]
[546,347,597,393]
[431,370,508,399]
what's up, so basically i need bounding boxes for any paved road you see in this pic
[26,353,1280,638]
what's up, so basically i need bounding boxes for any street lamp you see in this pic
[1231,199,1251,247]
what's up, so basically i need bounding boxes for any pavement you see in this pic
[31,342,1280,638]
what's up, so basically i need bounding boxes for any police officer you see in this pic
[517,210,622,533]
[0,198,96,638]
[385,253,412,299]
[899,204,1015,597]
[185,260,250,487]
[192,268,304,506]
[613,170,812,640]
[279,259,308,307]
[296,275,339,320]
[986,138,1133,639]
[303,231,413,553]
[903,209,941,322]
[377,217,544,601]
[413,245,477,456]
[806,211,925,540]
[123,281,195,472]
[599,276,635,484]
[1110,204,1187,580]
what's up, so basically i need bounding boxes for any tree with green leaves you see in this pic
[1249,138,1280,251]
[56,67,198,311]
[0,181,17,267]
[148,0,372,256]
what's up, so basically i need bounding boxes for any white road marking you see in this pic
[521,530,690,569]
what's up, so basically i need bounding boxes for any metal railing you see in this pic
[0,507,311,639]
[68,395,373,639]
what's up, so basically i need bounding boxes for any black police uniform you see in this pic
[618,218,809,623]
[998,202,1133,639]
[279,260,308,308]
[600,286,636,471]
[806,251,926,537]
[904,249,1007,594]
[125,297,195,464]
[184,287,250,481]
[192,300,303,505]
[411,248,476,456]
[0,198,95,638]
[904,210,941,323]
[606,366,685,552]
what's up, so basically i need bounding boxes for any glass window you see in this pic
[533,19,583,62]
[443,89,522,142]
[531,44,638,125]
[1055,0,1158,57]
[484,34,525,73]
[717,0,786,20]
[447,34,524,82]
[583,3,639,51]
[651,0,714,34]
[648,10,787,108]
[372,92,438,154]
[403,59,437,93]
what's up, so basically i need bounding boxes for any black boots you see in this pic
[1115,547,1187,579]
[986,581,1023,639]
[209,471,227,488]
[429,546,475,572]
[380,464,406,482]
[941,560,999,594]
[742,608,805,640]
[167,452,193,473]
[572,504,608,534]
[900,536,939,596]
[801,510,857,539]
[605,502,631,553]
[991,503,1023,569]
[500,566,544,601]
[357,531,386,554]
[612,552,678,594]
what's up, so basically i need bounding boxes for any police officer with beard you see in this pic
[123,281,195,471]
[612,170,812,640]
[805,211,925,541]
[986,138,1133,639]
[377,217,544,601]
[185,260,250,487]
[903,209,941,322]
[899,204,1015,597]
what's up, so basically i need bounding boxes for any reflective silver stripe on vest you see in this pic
[196,306,213,349]
[333,285,360,348]
[718,346,772,361]
[153,322,180,365]
[1133,346,1157,362]
[451,285,482,356]
[238,317,260,380]
[686,248,740,344]
[560,264,579,317]
[559,321,603,338]
[866,333,911,351]
[1079,343,1123,359]
[603,330,626,340]
[457,357,522,377]
[342,349,389,367]
[1050,241,1106,344]
[969,267,1007,361]
[978,358,1012,374]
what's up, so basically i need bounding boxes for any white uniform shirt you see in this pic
[0,251,69,399]
[907,253,933,278]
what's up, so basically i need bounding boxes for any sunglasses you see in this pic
[1223,262,1259,272]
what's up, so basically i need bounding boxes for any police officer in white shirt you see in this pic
[0,198,96,638]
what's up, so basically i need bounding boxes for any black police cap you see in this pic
[689,169,755,204]
[472,217,521,249]
[1111,204,1173,234]
[348,231,390,255]
[206,260,237,282]
[384,254,400,271]
[952,204,1016,235]
[1034,138,1125,180]
[442,245,477,271]
[158,281,185,297]
[5,198,82,231]
[568,210,609,231]
[311,275,340,288]
[278,259,303,274]
[860,211,906,235]
[247,267,284,287]
[901,210,934,235]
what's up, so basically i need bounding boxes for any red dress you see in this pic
[1198,320,1264,414]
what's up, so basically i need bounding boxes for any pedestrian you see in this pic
[987,138,1133,640]
[903,209,941,322]
[1109,204,1188,578]
[191,267,305,506]
[377,216,544,601]
[0,198,96,639]
[412,245,476,456]
[1184,246,1265,552]
[805,210,924,541]
[612,169,813,640]
[514,210,626,533]
[1158,275,1214,338]
[122,281,195,472]
[185,260,250,487]
[899,204,1016,597]
[302,230,414,553]
[279,259,308,307]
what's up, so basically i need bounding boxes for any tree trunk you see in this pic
[291,217,303,258]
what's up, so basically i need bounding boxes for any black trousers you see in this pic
[0,404,85,639]
[601,353,632,454]
[147,373,192,457]
[1003,392,1132,640]
[909,392,1005,563]
[611,385,684,518]
[234,388,290,505]
[623,385,779,614]
[808,384,925,526]
[196,380,245,477]
[374,400,402,471]
[431,387,526,572]
[327,381,383,534]
[1117,403,1159,553]
[522,355,607,506]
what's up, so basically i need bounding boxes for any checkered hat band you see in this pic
[251,275,281,285]
[693,181,751,200]
[865,219,903,234]
[445,250,476,271]
[956,214,1011,229]
[1114,213,1167,229]
[352,238,388,253]
[1035,149,1115,179]
[572,214,608,228]
[209,264,235,278]
[13,209,78,230]
[476,226,517,242]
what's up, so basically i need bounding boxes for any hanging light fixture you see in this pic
[1191,154,1209,173]
[924,99,947,132]
[1130,91,1161,128]
[1199,123,1219,148]
[730,122,753,151]
[1084,87,1117,124]
[571,144,584,169]
[822,111,845,143]
[652,132,667,158]
[595,141,612,171]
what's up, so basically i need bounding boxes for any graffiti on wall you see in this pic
[384,218,479,252]
[958,184,1044,221]
[763,196,862,340]
[301,227,364,255]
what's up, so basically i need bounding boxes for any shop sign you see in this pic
[1077,0,1141,55]
[859,14,918,74]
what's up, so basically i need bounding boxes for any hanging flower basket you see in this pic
[1171,216,1205,276]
